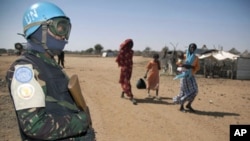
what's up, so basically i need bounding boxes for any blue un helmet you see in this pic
[23,1,71,39]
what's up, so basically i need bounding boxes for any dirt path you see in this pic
[0,55,249,141]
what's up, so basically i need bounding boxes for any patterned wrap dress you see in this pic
[116,39,134,98]
[173,56,200,104]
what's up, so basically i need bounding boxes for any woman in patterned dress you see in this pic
[116,39,137,105]
[173,43,200,112]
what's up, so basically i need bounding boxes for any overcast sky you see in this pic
[1,0,250,52]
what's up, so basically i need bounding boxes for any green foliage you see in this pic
[94,44,103,54]
[0,48,7,54]
[85,48,94,53]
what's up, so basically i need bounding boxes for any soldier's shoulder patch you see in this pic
[11,64,45,110]
[17,84,34,100]
[15,65,33,83]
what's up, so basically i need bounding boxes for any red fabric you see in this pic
[116,39,134,98]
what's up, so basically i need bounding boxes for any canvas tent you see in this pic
[102,51,115,57]
[198,50,239,60]
[235,57,250,80]
[198,50,239,79]
[195,49,250,80]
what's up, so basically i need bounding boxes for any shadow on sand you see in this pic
[134,96,175,105]
[185,109,240,117]
[126,96,240,118]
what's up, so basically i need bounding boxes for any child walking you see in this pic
[144,54,161,100]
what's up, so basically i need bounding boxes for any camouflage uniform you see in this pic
[6,50,95,141]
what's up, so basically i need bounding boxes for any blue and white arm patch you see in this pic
[14,66,33,83]
[11,64,45,110]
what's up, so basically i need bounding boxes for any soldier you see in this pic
[58,51,65,68]
[6,2,95,140]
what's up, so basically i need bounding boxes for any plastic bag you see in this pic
[136,78,146,89]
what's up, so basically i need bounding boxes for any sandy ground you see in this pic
[0,54,250,141]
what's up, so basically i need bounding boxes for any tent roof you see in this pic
[198,50,239,60]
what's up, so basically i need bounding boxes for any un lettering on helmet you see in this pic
[23,2,69,39]
[24,9,38,25]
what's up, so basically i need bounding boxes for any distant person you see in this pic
[144,53,161,100]
[116,39,137,105]
[6,2,95,140]
[173,43,200,112]
[58,50,65,68]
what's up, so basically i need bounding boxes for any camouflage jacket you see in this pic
[6,51,95,141]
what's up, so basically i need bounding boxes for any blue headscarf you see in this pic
[26,26,68,55]
[174,43,197,80]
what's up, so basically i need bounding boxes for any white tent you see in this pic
[102,51,115,57]
[198,50,239,60]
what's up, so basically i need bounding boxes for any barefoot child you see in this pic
[144,54,161,100]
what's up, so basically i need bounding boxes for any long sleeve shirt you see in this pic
[6,51,93,141]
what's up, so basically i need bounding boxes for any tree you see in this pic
[85,48,94,54]
[94,44,104,54]
[142,47,151,57]
[143,47,151,52]
[0,48,7,55]
[161,46,169,58]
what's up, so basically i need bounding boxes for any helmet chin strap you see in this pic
[24,21,55,58]
[41,23,54,58]
[24,20,68,58]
